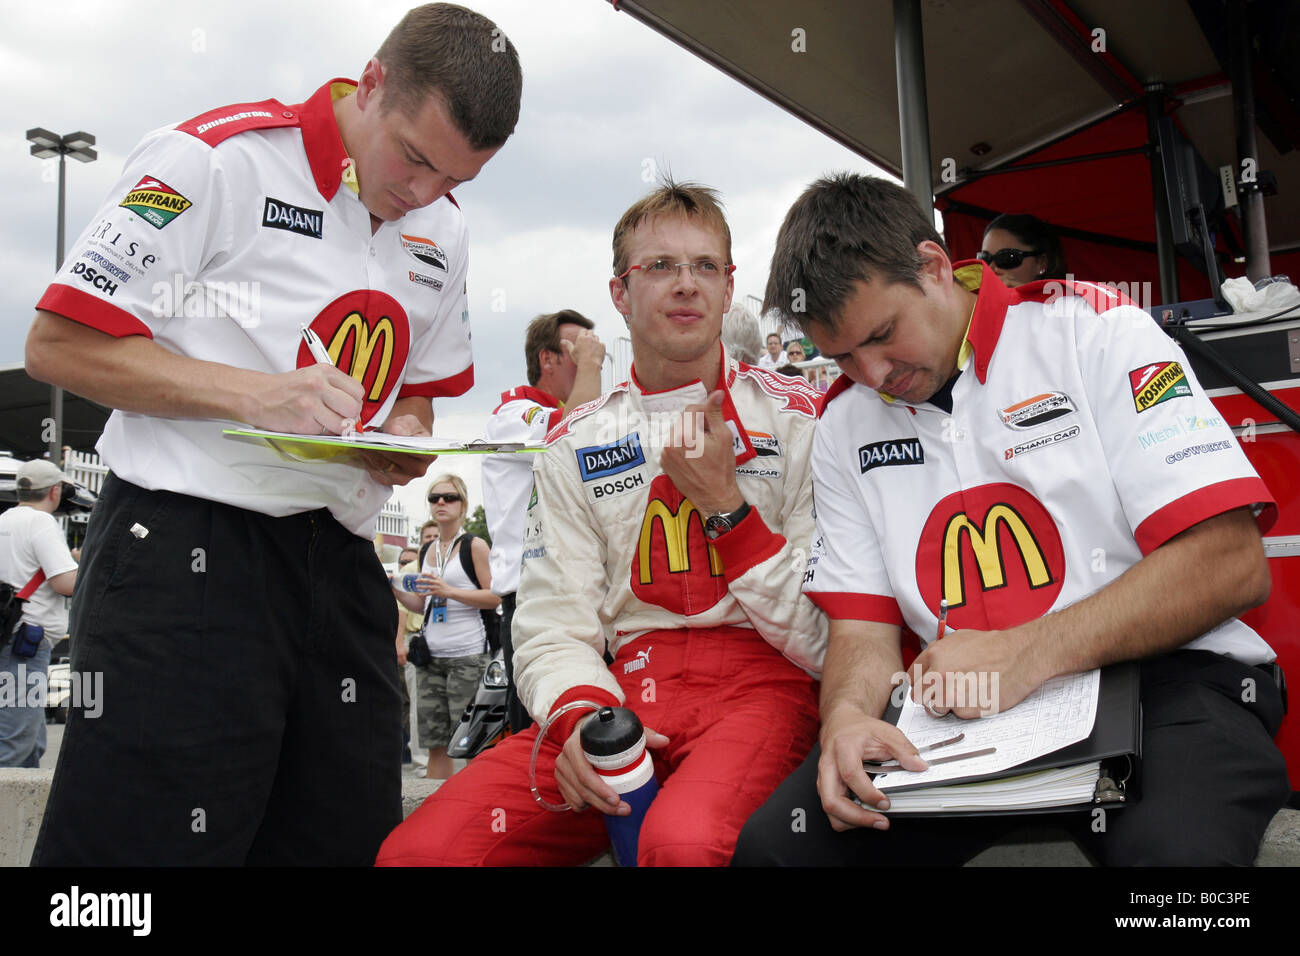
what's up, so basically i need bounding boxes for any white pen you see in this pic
[300,325,334,365]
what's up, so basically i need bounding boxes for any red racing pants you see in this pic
[375,626,818,866]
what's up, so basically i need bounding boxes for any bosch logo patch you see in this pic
[69,261,118,296]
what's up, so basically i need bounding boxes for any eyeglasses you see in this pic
[616,258,736,283]
[977,248,1042,270]
[428,493,463,504]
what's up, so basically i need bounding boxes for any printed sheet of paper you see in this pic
[874,669,1100,792]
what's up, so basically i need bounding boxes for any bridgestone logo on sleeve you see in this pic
[195,110,274,134]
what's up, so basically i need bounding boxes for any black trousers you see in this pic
[32,474,403,866]
[498,592,533,734]
[732,650,1290,866]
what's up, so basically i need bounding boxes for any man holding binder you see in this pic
[732,173,1290,866]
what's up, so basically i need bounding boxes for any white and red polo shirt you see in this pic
[804,262,1277,663]
[481,385,563,596]
[35,79,475,536]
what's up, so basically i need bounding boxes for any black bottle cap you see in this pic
[579,706,644,757]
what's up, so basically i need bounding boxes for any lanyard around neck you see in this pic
[431,532,463,576]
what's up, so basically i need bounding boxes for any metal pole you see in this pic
[893,0,933,211]
[1227,0,1270,283]
[49,151,67,462]
[1143,85,1179,304]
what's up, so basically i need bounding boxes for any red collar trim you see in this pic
[817,373,855,417]
[495,385,561,412]
[294,78,354,202]
[957,259,1018,385]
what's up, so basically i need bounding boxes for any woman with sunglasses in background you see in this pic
[978,213,1067,288]
[394,474,499,780]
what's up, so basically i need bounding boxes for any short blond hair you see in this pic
[612,178,732,279]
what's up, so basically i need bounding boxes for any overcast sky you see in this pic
[2,0,884,532]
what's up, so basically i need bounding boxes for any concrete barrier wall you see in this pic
[2,769,1296,867]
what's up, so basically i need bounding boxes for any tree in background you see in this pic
[464,504,491,545]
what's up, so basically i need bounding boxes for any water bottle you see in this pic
[580,707,659,867]
[395,574,420,592]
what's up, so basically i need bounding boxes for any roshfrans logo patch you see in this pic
[400,234,448,271]
[119,176,192,229]
[576,432,645,481]
[1129,362,1192,413]
[997,391,1075,430]
[859,438,924,473]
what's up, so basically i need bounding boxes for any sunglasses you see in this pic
[977,247,1042,270]
[428,493,463,504]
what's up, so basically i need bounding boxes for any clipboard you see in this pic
[873,661,1142,816]
[222,427,548,463]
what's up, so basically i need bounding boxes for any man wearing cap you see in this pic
[0,461,79,768]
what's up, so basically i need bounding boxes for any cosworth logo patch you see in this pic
[119,176,192,229]
[859,438,924,473]
[576,433,645,481]
[1129,362,1192,413]
[400,234,448,271]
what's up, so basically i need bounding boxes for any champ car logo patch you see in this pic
[997,391,1075,430]
[400,234,448,271]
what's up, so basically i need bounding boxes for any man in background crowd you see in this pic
[757,332,787,368]
[480,309,605,732]
[0,461,79,768]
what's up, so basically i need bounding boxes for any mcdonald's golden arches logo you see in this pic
[298,290,411,425]
[914,483,1064,630]
[630,475,726,614]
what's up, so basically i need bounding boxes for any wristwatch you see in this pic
[704,502,751,540]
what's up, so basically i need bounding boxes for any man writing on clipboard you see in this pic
[24,4,521,865]
[733,173,1289,866]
